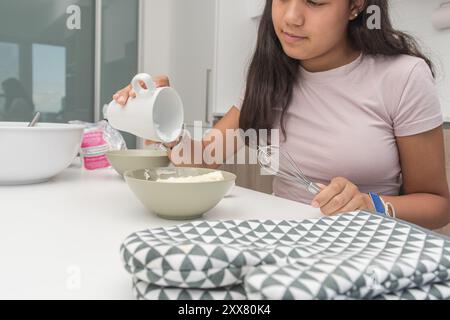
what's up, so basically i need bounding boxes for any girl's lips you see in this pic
[282,31,308,44]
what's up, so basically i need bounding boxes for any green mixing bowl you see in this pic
[124,167,236,220]
[106,149,170,176]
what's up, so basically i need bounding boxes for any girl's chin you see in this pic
[282,47,313,60]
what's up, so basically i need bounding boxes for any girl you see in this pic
[113,0,450,230]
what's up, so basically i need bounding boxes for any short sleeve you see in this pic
[393,60,443,137]
[233,84,246,111]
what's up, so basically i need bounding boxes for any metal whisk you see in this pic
[257,145,321,195]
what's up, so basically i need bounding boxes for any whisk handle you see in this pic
[307,182,322,195]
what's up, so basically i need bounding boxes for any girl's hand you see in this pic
[311,177,375,215]
[112,75,170,106]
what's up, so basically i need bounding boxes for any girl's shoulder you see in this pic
[360,54,434,100]
[362,54,442,136]
[363,53,432,79]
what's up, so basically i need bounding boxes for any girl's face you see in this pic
[272,0,359,61]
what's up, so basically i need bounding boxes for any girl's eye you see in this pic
[307,0,324,7]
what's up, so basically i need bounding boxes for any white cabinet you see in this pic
[141,0,260,128]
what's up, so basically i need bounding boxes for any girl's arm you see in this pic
[381,126,450,229]
[167,106,242,169]
[311,126,450,230]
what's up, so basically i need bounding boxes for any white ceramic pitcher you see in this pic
[104,73,184,143]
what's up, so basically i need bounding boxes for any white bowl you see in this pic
[0,122,85,185]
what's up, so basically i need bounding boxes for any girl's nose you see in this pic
[284,2,306,27]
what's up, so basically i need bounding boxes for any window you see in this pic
[0,42,19,116]
[32,44,66,115]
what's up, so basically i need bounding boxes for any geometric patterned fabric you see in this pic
[121,211,450,300]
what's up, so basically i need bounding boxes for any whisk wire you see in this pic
[257,145,321,195]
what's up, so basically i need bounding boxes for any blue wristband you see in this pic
[369,192,386,216]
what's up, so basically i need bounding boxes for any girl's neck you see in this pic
[300,39,361,73]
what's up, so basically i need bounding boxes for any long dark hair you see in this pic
[239,0,434,140]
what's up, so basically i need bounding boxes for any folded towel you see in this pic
[121,211,450,300]
[133,277,246,300]
[245,264,450,300]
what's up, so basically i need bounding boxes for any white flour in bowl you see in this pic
[156,171,224,183]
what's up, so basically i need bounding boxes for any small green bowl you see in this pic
[124,167,236,220]
[106,150,170,176]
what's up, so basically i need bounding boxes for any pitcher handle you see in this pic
[131,73,156,96]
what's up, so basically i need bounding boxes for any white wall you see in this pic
[141,0,171,76]
[141,0,215,129]
[212,0,261,116]
[168,0,216,127]
[390,0,450,121]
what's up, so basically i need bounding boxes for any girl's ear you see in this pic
[349,0,366,20]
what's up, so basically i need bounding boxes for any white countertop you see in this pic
[0,159,322,300]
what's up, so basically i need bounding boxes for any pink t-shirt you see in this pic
[235,53,444,205]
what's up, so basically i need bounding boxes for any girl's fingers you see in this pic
[326,191,363,215]
[129,89,137,98]
[320,183,355,215]
[163,140,179,149]
[112,84,131,105]
[153,75,170,87]
[138,80,148,89]
[145,140,157,145]
[117,93,128,106]
[311,177,347,209]
[316,183,327,189]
